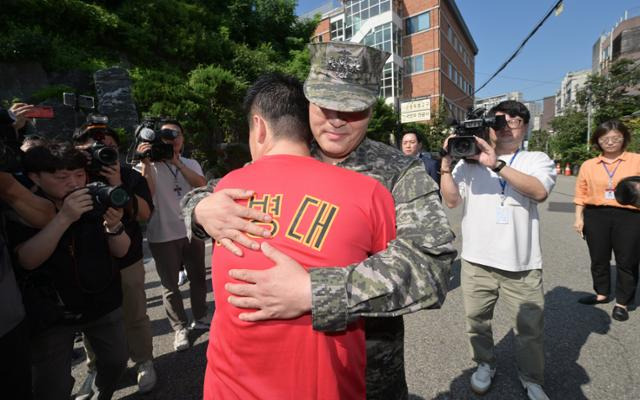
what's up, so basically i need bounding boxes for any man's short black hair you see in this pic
[402,132,423,143]
[243,73,311,143]
[24,140,87,173]
[158,119,184,134]
[488,100,530,124]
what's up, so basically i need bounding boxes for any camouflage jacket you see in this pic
[180,138,456,332]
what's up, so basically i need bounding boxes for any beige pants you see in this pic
[149,237,207,331]
[86,259,153,367]
[461,259,545,384]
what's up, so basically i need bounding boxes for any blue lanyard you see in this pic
[498,150,520,195]
[601,159,622,188]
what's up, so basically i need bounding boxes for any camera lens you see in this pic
[107,187,130,208]
[95,147,118,165]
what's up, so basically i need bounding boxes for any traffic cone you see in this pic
[555,162,561,175]
[564,163,571,176]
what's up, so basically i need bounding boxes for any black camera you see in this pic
[134,119,176,162]
[447,108,506,158]
[85,181,130,217]
[86,142,119,174]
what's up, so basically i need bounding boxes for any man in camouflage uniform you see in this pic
[181,42,456,400]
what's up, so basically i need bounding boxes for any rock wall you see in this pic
[94,67,139,134]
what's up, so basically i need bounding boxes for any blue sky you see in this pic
[296,0,639,102]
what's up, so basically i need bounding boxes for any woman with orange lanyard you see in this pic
[574,119,640,321]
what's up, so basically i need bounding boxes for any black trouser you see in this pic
[0,318,32,400]
[583,206,640,305]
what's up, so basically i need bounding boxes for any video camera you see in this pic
[133,118,177,162]
[446,108,506,158]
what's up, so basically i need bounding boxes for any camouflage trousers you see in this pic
[365,316,408,400]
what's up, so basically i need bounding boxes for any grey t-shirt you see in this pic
[138,157,204,243]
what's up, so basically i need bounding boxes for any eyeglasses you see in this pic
[505,118,524,129]
[598,136,624,144]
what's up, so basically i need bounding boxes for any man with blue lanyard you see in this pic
[440,100,557,400]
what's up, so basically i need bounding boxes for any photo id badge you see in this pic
[496,205,510,224]
[604,189,615,200]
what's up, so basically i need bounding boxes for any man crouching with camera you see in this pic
[440,101,556,400]
[7,141,130,400]
[72,118,157,396]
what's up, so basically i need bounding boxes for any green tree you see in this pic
[527,129,550,153]
[577,58,640,126]
[367,98,396,145]
[549,109,596,164]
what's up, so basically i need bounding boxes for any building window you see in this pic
[330,19,344,41]
[363,22,393,53]
[406,11,430,35]
[404,54,424,75]
[344,0,391,40]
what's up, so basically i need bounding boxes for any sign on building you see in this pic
[400,98,431,123]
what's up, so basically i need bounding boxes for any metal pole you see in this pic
[586,101,592,150]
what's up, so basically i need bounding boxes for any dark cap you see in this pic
[304,41,390,112]
[73,124,120,145]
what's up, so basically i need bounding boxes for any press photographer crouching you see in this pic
[72,119,157,396]
[7,141,131,400]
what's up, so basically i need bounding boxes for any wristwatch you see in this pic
[105,222,125,236]
[492,159,507,173]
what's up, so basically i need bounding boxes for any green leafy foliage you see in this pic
[551,58,640,164]
[0,1,320,168]
[367,98,396,145]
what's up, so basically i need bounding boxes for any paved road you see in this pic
[71,176,640,399]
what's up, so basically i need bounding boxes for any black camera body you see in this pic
[134,119,176,162]
[447,109,506,158]
[84,181,130,218]
[86,143,119,175]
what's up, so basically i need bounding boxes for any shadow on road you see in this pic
[431,286,610,399]
[118,340,209,400]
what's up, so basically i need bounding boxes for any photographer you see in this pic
[135,119,208,353]
[440,101,556,400]
[7,141,130,400]
[73,121,157,395]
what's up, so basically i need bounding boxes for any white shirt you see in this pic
[136,157,204,243]
[452,151,556,272]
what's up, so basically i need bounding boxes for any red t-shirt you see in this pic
[204,154,396,400]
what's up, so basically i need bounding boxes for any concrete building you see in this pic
[309,0,478,123]
[593,10,640,74]
[474,91,523,113]
[541,95,555,132]
[555,69,590,116]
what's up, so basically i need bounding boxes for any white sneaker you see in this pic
[519,377,550,400]
[190,314,211,330]
[470,362,496,395]
[174,328,190,351]
[178,270,188,286]
[137,360,157,394]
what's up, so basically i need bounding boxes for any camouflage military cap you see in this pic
[304,41,390,112]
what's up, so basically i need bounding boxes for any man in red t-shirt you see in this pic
[204,74,396,400]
